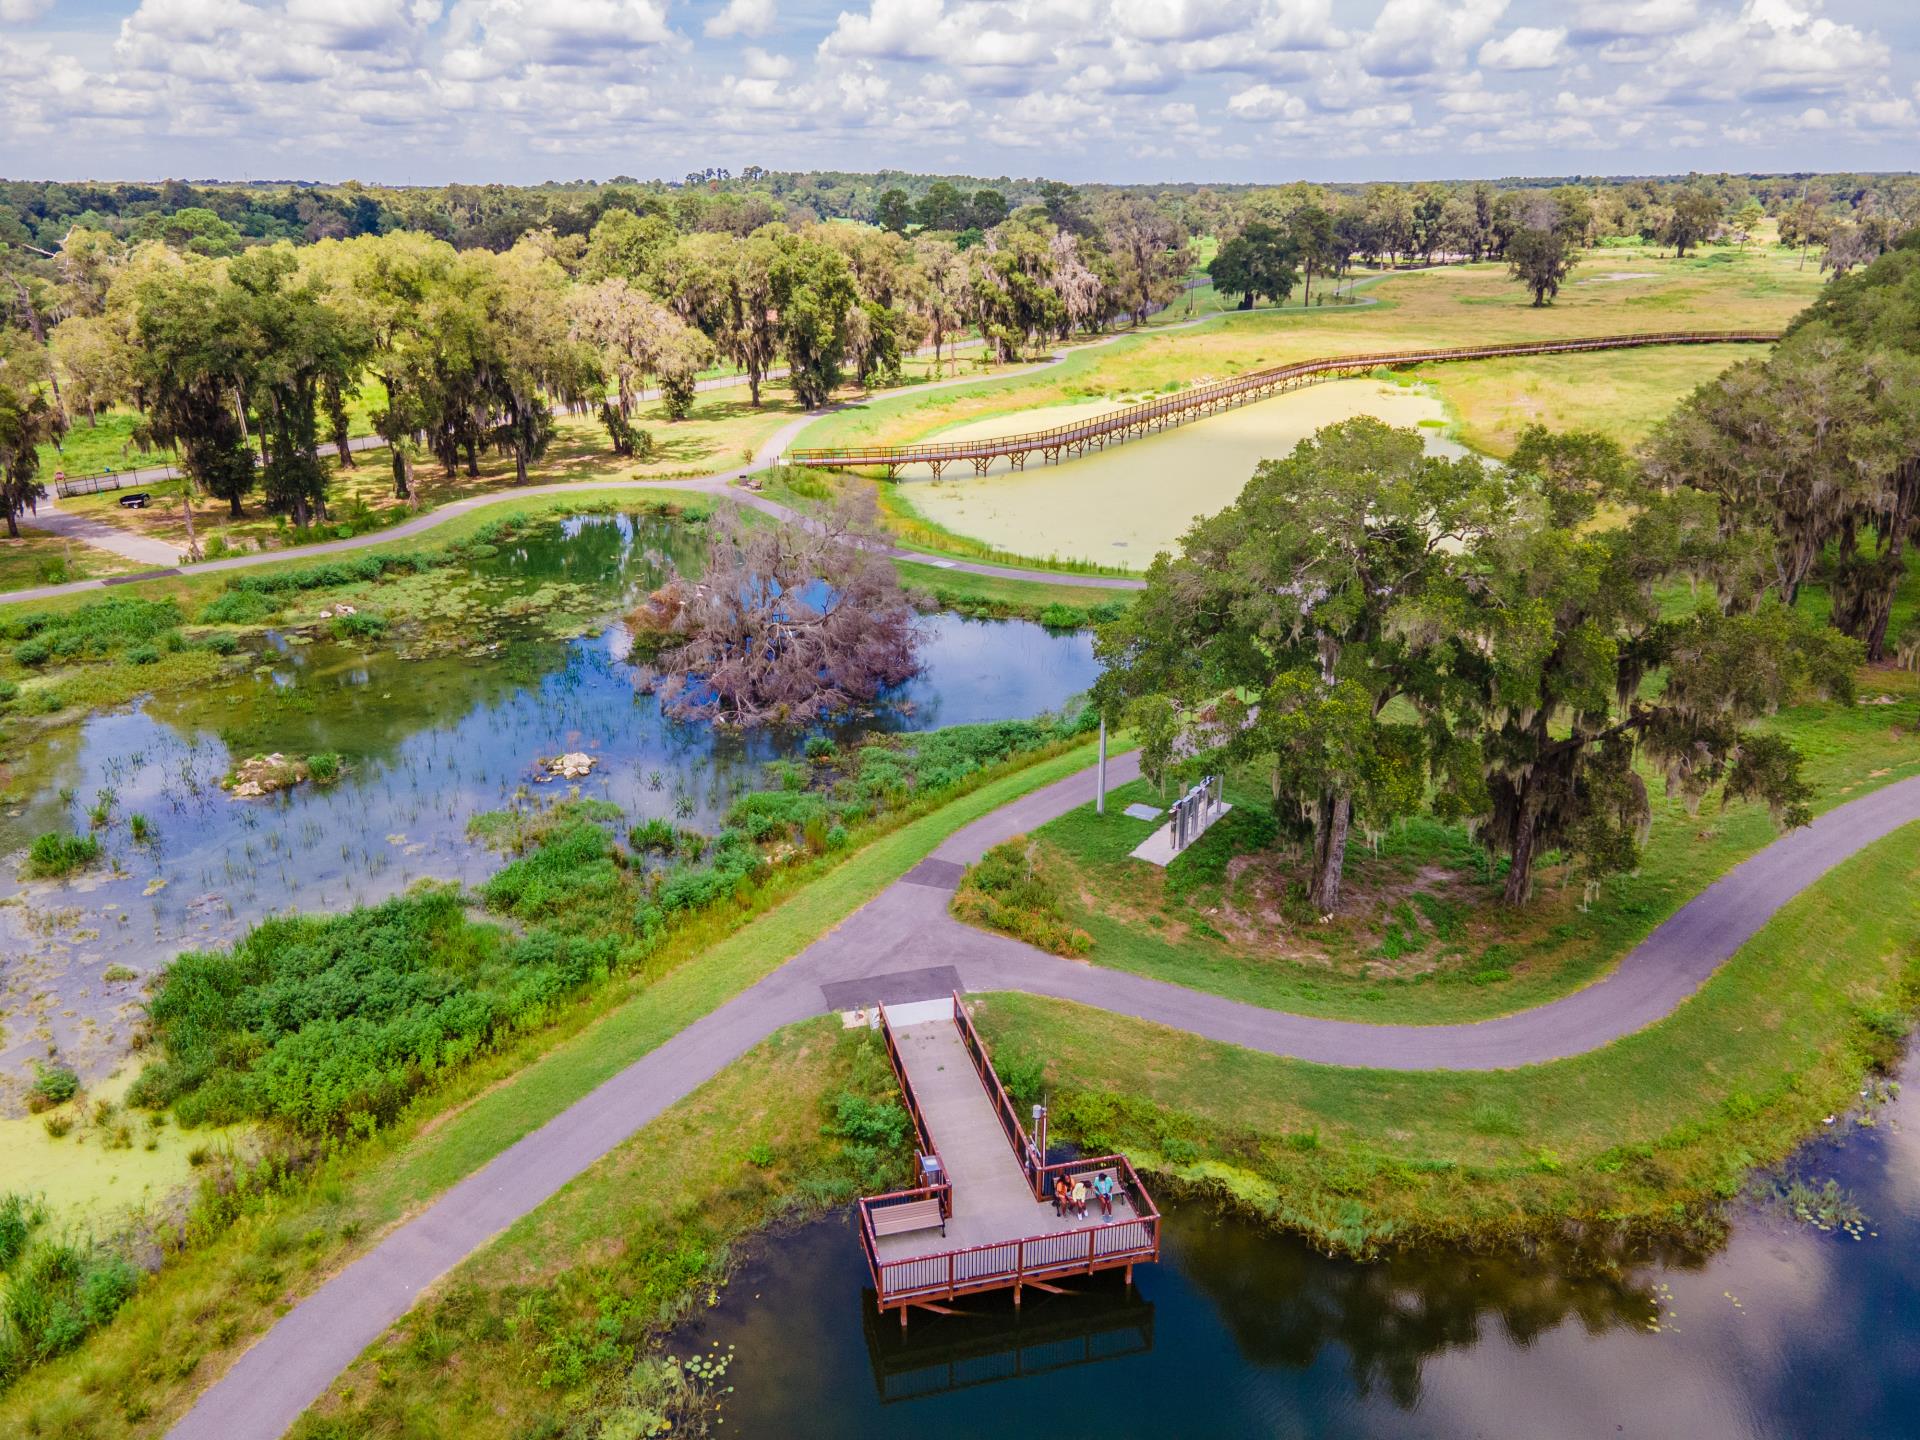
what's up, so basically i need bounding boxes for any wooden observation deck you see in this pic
[785,330,1779,479]
[855,994,1160,1326]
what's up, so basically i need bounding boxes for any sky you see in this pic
[0,0,1916,186]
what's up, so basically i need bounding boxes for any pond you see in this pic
[906,379,1464,567]
[0,511,1100,1097]
[675,1054,1919,1439]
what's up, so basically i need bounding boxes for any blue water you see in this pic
[0,512,1098,1081]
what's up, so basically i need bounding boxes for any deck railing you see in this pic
[786,330,1779,471]
[875,1000,951,1217]
[951,992,1044,1192]
[864,1213,1161,1308]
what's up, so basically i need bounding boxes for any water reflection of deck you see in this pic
[862,1280,1155,1403]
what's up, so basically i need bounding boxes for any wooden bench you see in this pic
[1060,1169,1130,1217]
[872,1197,946,1238]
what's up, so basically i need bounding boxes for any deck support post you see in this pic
[1013,1281,1022,1309]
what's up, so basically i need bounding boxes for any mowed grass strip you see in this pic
[973,817,1920,1255]
[289,1021,904,1440]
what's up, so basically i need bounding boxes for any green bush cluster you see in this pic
[0,1195,138,1392]
[951,838,1094,957]
[198,590,279,625]
[3,597,183,667]
[23,1064,78,1115]
[128,888,614,1135]
[222,549,438,596]
[23,832,99,879]
[330,612,388,641]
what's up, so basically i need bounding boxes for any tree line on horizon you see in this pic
[0,184,1199,543]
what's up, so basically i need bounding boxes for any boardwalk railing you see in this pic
[785,330,1779,478]
[874,1000,953,1218]
[855,995,1161,1315]
[952,991,1045,1194]
[864,1213,1160,1309]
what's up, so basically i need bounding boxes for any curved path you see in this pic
[168,751,1920,1440]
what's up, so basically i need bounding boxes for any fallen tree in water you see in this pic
[637,493,922,726]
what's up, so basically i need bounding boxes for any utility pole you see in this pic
[1096,715,1107,815]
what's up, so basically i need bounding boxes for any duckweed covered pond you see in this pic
[0,511,1099,1099]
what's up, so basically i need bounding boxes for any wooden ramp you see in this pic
[855,995,1159,1323]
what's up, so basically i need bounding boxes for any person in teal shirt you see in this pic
[1093,1172,1117,1220]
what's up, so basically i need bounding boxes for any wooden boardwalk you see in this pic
[786,330,1779,478]
[856,996,1159,1323]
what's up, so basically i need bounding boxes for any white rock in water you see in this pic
[551,751,596,778]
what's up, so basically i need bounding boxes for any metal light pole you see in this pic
[1096,715,1107,815]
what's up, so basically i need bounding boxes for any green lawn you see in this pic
[974,814,1920,1255]
[965,661,1919,1026]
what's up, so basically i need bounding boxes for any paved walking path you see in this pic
[27,497,184,568]
[168,750,1920,1439]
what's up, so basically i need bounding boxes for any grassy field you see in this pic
[895,560,1134,624]
[0,738,1103,1438]
[796,244,1818,461]
[973,813,1920,1256]
[1402,342,1764,456]
[0,529,142,590]
[956,648,1918,1025]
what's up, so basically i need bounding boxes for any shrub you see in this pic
[24,832,100,879]
[1,597,182,662]
[306,752,344,785]
[125,643,160,665]
[0,1238,140,1384]
[133,888,616,1136]
[0,1193,45,1270]
[331,611,388,641]
[25,1064,79,1114]
[127,814,152,844]
[832,1092,909,1149]
[198,589,278,625]
[1037,603,1087,631]
[951,838,1093,957]
[196,630,240,655]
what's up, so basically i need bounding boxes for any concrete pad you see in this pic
[1130,803,1232,867]
[820,965,964,1014]
[1122,803,1162,821]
